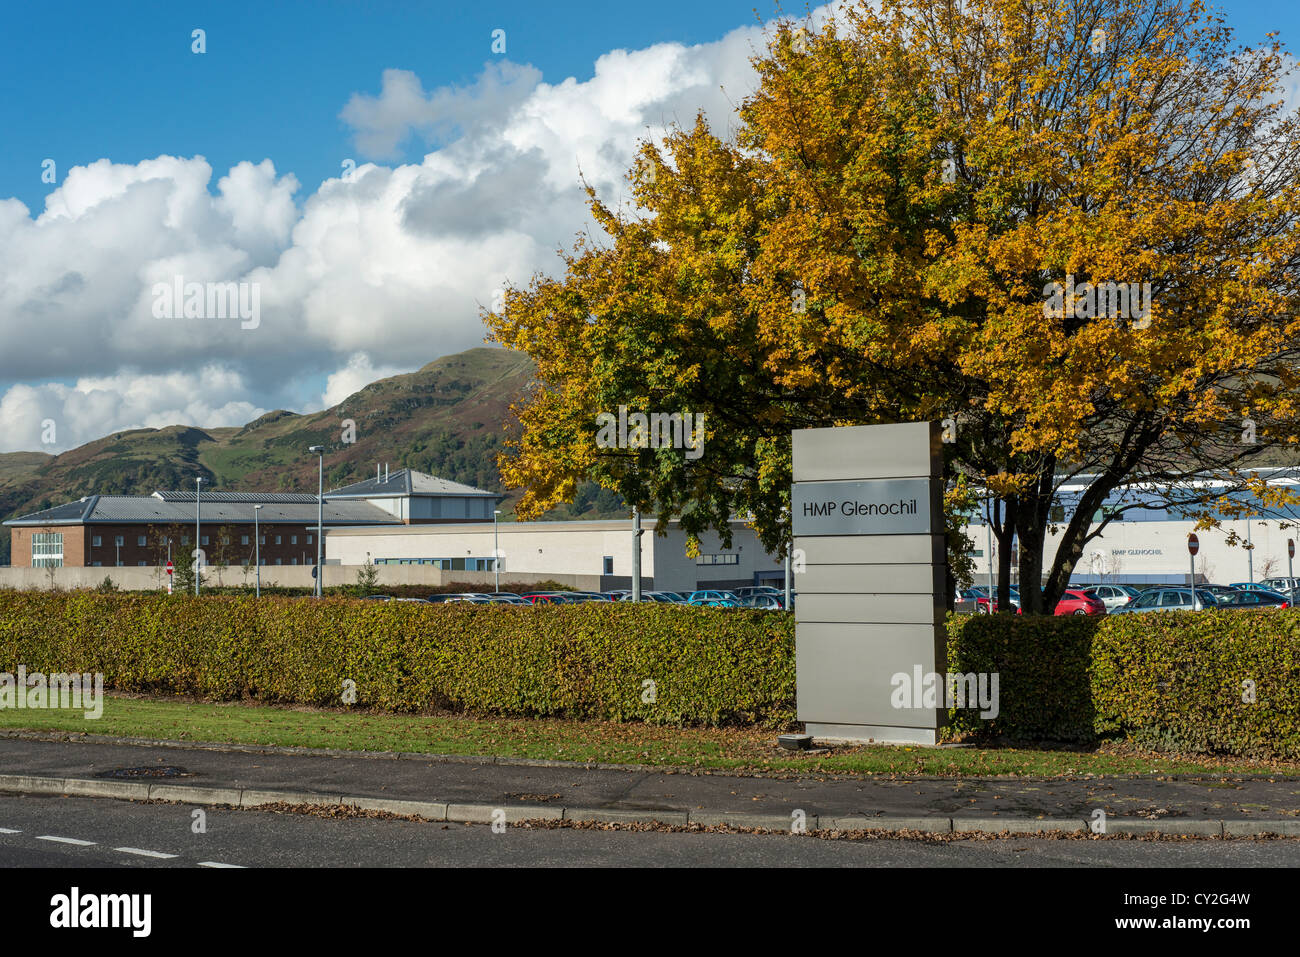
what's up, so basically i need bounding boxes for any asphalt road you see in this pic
[2,793,1299,868]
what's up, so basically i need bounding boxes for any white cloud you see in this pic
[0,9,826,454]
[318,352,408,410]
[0,366,263,453]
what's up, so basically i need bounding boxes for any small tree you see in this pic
[355,562,380,596]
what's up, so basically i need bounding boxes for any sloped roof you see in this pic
[326,468,500,499]
[5,495,401,527]
[153,490,320,504]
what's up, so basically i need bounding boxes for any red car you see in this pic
[1055,589,1107,616]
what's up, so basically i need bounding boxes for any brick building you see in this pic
[4,470,502,569]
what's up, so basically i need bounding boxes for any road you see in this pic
[2,794,1298,867]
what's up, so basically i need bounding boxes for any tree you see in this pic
[489,0,1300,613]
[355,562,380,596]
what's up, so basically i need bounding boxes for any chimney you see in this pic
[384,463,389,483]
[376,463,380,482]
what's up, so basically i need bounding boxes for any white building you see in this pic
[325,518,786,594]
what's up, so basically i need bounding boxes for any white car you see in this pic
[1082,584,1142,610]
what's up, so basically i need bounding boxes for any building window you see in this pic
[241,559,249,566]
[275,558,282,566]
[137,561,147,567]
[603,556,614,575]
[92,535,102,548]
[306,535,313,545]
[220,536,230,545]
[182,535,190,546]
[114,535,124,547]
[201,535,209,546]
[259,535,265,545]
[32,532,65,568]
[275,535,282,545]
[695,554,739,566]
[291,535,298,545]
[137,535,147,547]
[92,561,102,567]
[291,558,298,565]
[241,535,249,546]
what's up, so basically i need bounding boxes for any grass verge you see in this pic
[3,694,1298,778]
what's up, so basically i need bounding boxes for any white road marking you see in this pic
[114,847,178,859]
[197,861,244,869]
[37,835,96,846]
[0,828,21,834]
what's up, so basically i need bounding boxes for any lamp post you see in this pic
[631,507,643,602]
[309,446,324,597]
[782,505,792,611]
[493,509,501,591]
[254,505,262,598]
[195,477,203,596]
[1247,519,1254,583]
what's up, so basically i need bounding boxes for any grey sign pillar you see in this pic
[792,421,946,745]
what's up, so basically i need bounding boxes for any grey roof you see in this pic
[5,494,401,527]
[327,468,500,499]
[153,490,320,504]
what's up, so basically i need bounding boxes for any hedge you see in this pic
[945,611,1300,759]
[2,592,1296,758]
[0,592,796,728]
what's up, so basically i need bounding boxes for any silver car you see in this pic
[1083,584,1142,610]
[1109,587,1220,613]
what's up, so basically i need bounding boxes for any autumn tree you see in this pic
[489,0,1300,613]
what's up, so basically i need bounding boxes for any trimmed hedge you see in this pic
[946,611,1300,759]
[0,592,796,728]
[2,592,1296,757]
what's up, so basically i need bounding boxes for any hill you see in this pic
[0,347,627,564]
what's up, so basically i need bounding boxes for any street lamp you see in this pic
[493,509,501,591]
[254,505,262,598]
[195,477,204,596]
[309,446,324,598]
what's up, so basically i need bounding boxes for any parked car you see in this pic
[741,594,789,610]
[1199,584,1242,597]
[361,594,393,601]
[1261,577,1300,593]
[394,597,431,604]
[1216,588,1290,610]
[974,587,1022,615]
[1109,587,1222,613]
[1229,582,1275,594]
[1083,584,1142,610]
[521,592,566,604]
[687,589,743,607]
[1054,589,1107,616]
[481,592,530,604]
[733,586,782,601]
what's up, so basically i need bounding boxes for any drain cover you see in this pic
[94,766,194,779]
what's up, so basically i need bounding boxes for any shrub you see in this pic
[0,593,796,728]
[945,610,1300,759]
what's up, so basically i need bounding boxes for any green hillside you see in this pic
[0,347,626,565]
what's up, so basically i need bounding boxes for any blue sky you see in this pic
[0,0,770,213]
[0,1,1294,454]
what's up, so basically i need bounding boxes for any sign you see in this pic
[166,561,174,576]
[792,421,945,746]
[1188,533,1199,556]
[1290,539,1295,560]
[791,479,932,536]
